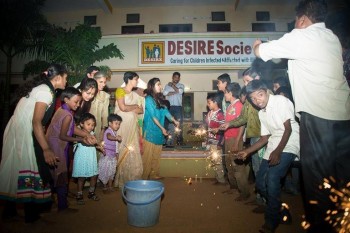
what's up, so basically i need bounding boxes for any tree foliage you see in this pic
[24,24,124,85]
[0,0,48,128]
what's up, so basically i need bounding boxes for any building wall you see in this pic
[1,2,295,121]
[45,4,295,34]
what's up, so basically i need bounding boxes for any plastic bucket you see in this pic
[122,180,164,227]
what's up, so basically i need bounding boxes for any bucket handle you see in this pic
[122,187,164,205]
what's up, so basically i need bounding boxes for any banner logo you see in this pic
[141,41,165,64]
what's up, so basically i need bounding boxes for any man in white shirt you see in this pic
[238,79,299,233]
[253,1,350,232]
[163,72,185,146]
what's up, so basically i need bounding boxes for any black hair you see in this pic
[273,76,290,88]
[275,86,294,104]
[75,78,98,123]
[86,66,100,75]
[217,73,231,84]
[242,66,261,79]
[79,112,96,125]
[144,77,167,109]
[246,79,268,96]
[163,99,170,109]
[207,93,222,104]
[295,0,327,23]
[123,71,139,84]
[78,78,98,92]
[18,64,68,99]
[173,72,181,77]
[60,87,81,101]
[240,86,247,97]
[108,114,122,123]
[225,82,241,99]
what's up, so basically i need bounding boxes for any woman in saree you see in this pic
[113,71,144,188]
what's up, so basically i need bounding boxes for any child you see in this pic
[237,79,299,233]
[90,72,110,143]
[272,76,290,93]
[72,113,100,204]
[223,82,250,201]
[46,87,84,212]
[98,114,122,193]
[205,93,226,185]
[216,73,231,115]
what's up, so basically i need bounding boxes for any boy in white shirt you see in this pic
[237,80,299,233]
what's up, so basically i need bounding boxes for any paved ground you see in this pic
[0,178,306,233]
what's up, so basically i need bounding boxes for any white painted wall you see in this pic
[1,2,295,120]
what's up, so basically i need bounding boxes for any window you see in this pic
[84,16,97,25]
[211,12,225,21]
[207,23,230,32]
[256,11,270,21]
[252,23,276,32]
[122,25,144,34]
[126,14,140,23]
[159,24,192,33]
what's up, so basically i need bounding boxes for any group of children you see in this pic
[46,77,124,212]
[205,69,299,233]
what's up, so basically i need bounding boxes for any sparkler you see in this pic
[174,126,181,133]
[120,141,135,152]
[116,142,135,168]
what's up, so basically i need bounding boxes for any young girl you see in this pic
[90,72,110,142]
[142,77,179,180]
[46,87,84,212]
[0,64,67,223]
[75,78,98,124]
[72,113,100,204]
[98,114,122,193]
[223,82,250,201]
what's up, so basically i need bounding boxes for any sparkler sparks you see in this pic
[302,177,350,232]
[174,127,181,133]
[120,142,135,152]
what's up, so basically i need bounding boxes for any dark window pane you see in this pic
[84,16,96,25]
[207,23,230,32]
[252,23,276,32]
[256,11,270,21]
[126,14,140,23]
[159,24,192,33]
[211,12,225,21]
[122,25,144,34]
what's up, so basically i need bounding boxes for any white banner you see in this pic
[138,37,267,67]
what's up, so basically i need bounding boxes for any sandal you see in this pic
[76,193,85,205]
[88,192,100,201]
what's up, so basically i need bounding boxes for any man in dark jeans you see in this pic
[163,72,185,146]
[253,1,350,232]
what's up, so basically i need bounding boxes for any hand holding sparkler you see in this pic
[173,119,180,128]
[219,123,229,131]
[95,141,105,154]
[161,127,169,136]
[236,150,248,161]
[115,135,122,142]
[83,134,97,145]
[210,128,219,134]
